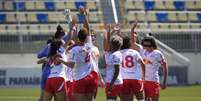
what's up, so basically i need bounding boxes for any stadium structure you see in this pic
[0,0,201,88]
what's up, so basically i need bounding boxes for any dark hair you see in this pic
[121,35,131,50]
[110,35,123,51]
[141,36,157,49]
[54,25,65,39]
[77,28,88,42]
[48,39,63,58]
[46,38,53,44]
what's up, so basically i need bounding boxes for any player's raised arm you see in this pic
[112,24,122,37]
[103,24,111,51]
[63,9,77,41]
[80,6,90,34]
[37,58,47,64]
[130,20,138,44]
[131,20,138,35]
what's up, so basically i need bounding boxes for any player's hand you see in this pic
[111,24,122,36]
[79,6,85,15]
[160,83,167,90]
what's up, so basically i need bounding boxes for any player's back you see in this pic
[48,52,67,79]
[70,44,94,80]
[120,49,142,80]
[105,51,123,84]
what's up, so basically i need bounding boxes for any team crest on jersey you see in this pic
[143,58,152,64]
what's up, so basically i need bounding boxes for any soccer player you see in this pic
[120,35,145,101]
[37,25,66,101]
[56,28,97,101]
[103,24,123,101]
[65,40,75,101]
[141,36,168,101]
[79,6,105,100]
[43,39,67,101]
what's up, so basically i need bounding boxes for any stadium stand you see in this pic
[0,0,103,35]
[124,0,201,31]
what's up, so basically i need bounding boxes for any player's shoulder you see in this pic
[153,49,163,54]
[121,49,139,54]
[70,45,80,52]
[112,51,122,57]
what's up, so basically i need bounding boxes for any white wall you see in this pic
[182,53,201,84]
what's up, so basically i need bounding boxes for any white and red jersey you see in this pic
[120,49,142,80]
[70,43,94,80]
[91,46,100,73]
[65,53,73,82]
[87,35,100,73]
[138,44,144,56]
[105,51,123,85]
[142,50,166,83]
[48,52,67,79]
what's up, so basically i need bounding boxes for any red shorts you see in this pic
[91,71,99,94]
[66,81,74,101]
[105,83,122,97]
[73,71,98,94]
[121,79,143,95]
[45,77,66,94]
[144,81,160,97]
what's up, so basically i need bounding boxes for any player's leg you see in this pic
[121,79,133,101]
[43,91,53,101]
[52,77,67,101]
[85,93,94,101]
[74,93,85,101]
[134,80,145,101]
[55,91,67,101]
[106,83,122,101]
[121,94,133,101]
[144,81,160,101]
[85,71,98,101]
[150,96,159,101]
[43,77,54,101]
[135,92,145,101]
[73,75,88,101]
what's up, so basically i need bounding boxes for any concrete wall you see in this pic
[0,53,201,84]
[182,53,201,84]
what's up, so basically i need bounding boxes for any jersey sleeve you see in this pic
[136,51,142,62]
[37,44,49,59]
[156,51,166,65]
[69,47,77,63]
[112,53,122,65]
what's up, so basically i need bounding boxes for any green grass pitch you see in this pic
[0,85,201,101]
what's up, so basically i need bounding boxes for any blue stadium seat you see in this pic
[13,2,25,11]
[37,13,48,23]
[156,13,168,22]
[0,14,6,23]
[77,14,85,23]
[144,1,155,10]
[45,2,55,10]
[174,1,185,10]
[75,2,86,9]
[197,13,201,21]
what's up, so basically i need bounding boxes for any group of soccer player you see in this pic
[36,6,168,101]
